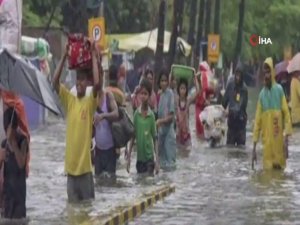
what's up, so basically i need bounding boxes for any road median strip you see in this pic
[81,184,175,225]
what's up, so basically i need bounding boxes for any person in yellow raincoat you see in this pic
[252,58,292,170]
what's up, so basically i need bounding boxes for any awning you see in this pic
[106,28,191,57]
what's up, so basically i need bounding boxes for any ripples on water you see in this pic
[129,130,300,225]
[16,120,173,225]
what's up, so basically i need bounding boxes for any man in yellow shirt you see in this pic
[53,42,101,202]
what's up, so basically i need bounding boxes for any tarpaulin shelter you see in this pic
[107,28,191,57]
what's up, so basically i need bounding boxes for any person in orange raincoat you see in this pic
[252,58,292,170]
[0,90,30,212]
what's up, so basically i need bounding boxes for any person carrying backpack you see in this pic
[93,88,119,179]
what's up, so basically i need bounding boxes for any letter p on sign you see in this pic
[88,17,106,49]
[93,26,101,41]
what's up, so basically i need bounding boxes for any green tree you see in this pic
[23,0,62,28]
[23,0,300,63]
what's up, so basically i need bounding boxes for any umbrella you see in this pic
[0,49,63,116]
[287,53,300,74]
[275,61,289,81]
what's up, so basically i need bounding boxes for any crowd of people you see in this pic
[0,40,298,221]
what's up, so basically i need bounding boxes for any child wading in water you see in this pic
[176,77,200,151]
[127,79,159,175]
[157,70,177,170]
[0,107,29,219]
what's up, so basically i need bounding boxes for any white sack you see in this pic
[199,105,226,141]
[0,0,22,53]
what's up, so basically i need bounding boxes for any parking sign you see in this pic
[88,17,106,49]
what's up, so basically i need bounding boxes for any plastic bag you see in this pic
[68,34,92,70]
[21,36,50,59]
[0,0,22,53]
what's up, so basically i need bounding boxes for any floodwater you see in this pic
[1,88,300,225]
[130,88,300,225]
[22,118,170,225]
[130,131,300,225]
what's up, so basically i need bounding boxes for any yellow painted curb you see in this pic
[81,184,175,225]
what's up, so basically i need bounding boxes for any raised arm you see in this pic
[53,44,68,93]
[188,74,201,105]
[91,42,101,97]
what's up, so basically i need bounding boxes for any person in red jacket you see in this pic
[195,62,215,138]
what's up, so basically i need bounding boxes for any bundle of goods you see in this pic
[21,36,50,60]
[68,34,92,70]
[199,105,227,147]
[0,0,22,53]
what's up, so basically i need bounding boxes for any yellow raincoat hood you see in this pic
[263,57,276,84]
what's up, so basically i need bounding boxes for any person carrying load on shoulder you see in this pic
[93,65,119,180]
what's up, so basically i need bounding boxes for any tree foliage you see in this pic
[23,0,62,27]
[23,0,300,62]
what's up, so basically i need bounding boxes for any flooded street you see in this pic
[5,88,300,225]
[130,88,300,225]
[131,131,300,225]
[5,0,300,224]
[25,118,171,225]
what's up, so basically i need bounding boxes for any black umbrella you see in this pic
[0,49,64,116]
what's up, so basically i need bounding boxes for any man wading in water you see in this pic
[53,41,101,202]
[252,58,292,170]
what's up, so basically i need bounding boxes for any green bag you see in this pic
[171,64,195,82]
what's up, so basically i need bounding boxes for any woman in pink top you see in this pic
[132,69,157,116]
